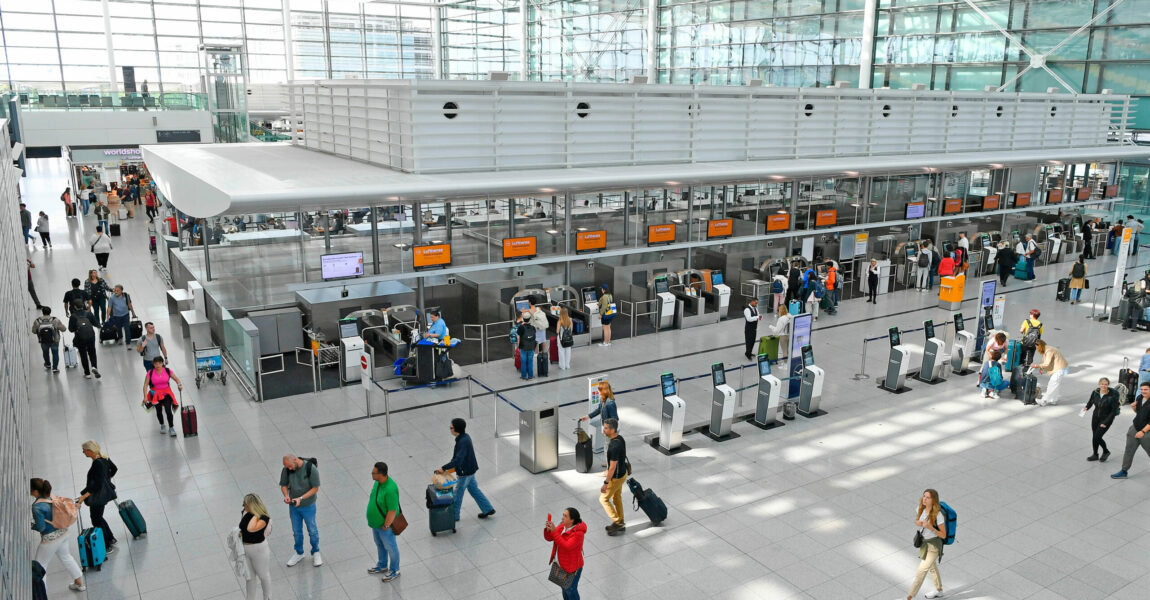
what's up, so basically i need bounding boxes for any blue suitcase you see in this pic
[78,517,107,572]
[426,484,456,536]
[626,477,668,525]
[788,300,802,315]
[118,499,146,539]
[1004,340,1022,371]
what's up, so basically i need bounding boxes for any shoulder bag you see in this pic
[374,487,408,536]
[547,537,578,590]
[913,528,924,548]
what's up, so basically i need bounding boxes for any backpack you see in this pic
[36,319,56,344]
[509,324,518,345]
[770,279,783,294]
[813,281,826,299]
[560,326,574,348]
[1071,262,1085,279]
[520,323,535,345]
[1021,321,1041,347]
[917,252,930,268]
[74,313,96,342]
[145,368,173,390]
[988,363,1003,388]
[939,502,957,545]
[45,496,78,530]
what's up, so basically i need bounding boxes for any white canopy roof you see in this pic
[142,142,1150,218]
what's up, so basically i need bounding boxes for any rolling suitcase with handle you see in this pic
[549,337,559,363]
[63,346,79,369]
[574,422,593,473]
[1118,358,1139,405]
[426,484,456,536]
[788,300,802,315]
[117,499,147,539]
[757,336,779,361]
[181,405,198,437]
[537,351,549,377]
[626,477,668,525]
[1056,278,1070,301]
[109,223,121,236]
[129,319,143,340]
[514,348,522,370]
[77,513,107,571]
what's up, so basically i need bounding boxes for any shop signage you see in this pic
[70,147,142,164]
[502,236,537,261]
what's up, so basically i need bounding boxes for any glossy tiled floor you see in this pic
[22,156,1150,600]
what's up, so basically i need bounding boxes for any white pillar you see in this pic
[432,2,443,79]
[646,0,658,81]
[282,0,296,114]
[519,0,529,79]
[102,0,118,91]
[858,0,878,89]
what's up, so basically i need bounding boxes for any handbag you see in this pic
[546,541,578,590]
[913,528,924,548]
[375,489,408,536]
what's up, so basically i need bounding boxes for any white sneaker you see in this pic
[286,553,305,567]
[159,425,166,434]
[925,590,944,599]
[68,583,86,592]
[169,427,177,437]
[313,552,323,567]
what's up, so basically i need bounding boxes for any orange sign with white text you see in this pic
[982,195,1000,211]
[707,219,733,239]
[576,230,607,253]
[1105,184,1119,198]
[766,214,791,232]
[647,224,676,245]
[943,198,962,214]
[1077,187,1091,201]
[502,236,537,260]
[815,210,837,227]
[1047,189,1063,204]
[413,244,451,269]
[1014,192,1031,208]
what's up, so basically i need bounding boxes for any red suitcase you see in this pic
[549,337,558,363]
[514,348,521,370]
[180,402,198,437]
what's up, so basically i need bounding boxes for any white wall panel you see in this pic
[19,110,213,148]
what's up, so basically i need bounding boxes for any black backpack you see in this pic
[560,326,574,348]
[1022,322,1041,347]
[74,314,96,342]
[1071,262,1085,279]
[36,319,55,344]
[917,252,930,268]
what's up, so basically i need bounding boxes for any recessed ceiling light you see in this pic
[393,243,409,249]
[576,227,587,231]
[776,209,787,214]
[431,240,443,244]
[545,229,559,235]
[670,218,683,224]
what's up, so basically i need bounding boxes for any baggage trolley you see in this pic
[193,343,227,388]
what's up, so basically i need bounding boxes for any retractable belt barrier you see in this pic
[854,318,957,381]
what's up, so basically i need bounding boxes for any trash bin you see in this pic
[938,274,965,310]
[519,407,558,473]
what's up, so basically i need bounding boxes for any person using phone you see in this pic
[279,455,322,568]
[544,508,586,600]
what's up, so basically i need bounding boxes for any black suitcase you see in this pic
[1009,365,1025,397]
[129,319,143,340]
[1020,372,1038,404]
[1119,361,1139,404]
[99,322,120,342]
[109,223,121,236]
[626,477,667,525]
[537,351,549,377]
[574,423,593,473]
[1056,278,1070,302]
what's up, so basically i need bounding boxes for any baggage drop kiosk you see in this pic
[581,287,603,341]
[915,319,946,384]
[649,275,677,329]
[750,354,784,430]
[652,372,689,455]
[951,313,977,375]
[879,327,912,393]
[339,318,365,383]
[797,345,826,417]
[704,362,739,441]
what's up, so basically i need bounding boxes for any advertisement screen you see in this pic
[1076,187,1091,201]
[502,236,537,261]
[814,210,837,227]
[905,202,926,219]
[1105,184,1119,198]
[766,213,791,231]
[1047,189,1063,204]
[575,230,607,253]
[320,252,364,280]
[707,219,734,239]
[1014,192,1031,208]
[412,243,451,270]
[647,224,676,246]
[943,198,962,214]
[982,195,1000,211]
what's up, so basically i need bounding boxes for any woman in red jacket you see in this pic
[544,507,586,600]
[938,254,956,277]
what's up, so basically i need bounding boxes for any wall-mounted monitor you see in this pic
[1047,189,1063,204]
[502,236,537,261]
[905,202,926,219]
[707,219,734,239]
[320,252,364,281]
[1076,187,1091,201]
[1105,184,1119,198]
[660,373,676,397]
[982,195,1000,211]
[710,362,726,387]
[814,209,837,227]
[1013,192,1031,208]
[576,230,607,253]
[647,223,676,246]
[766,213,791,231]
[943,198,963,214]
[412,243,451,270]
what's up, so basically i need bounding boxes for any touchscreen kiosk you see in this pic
[514,299,531,314]
[339,319,359,339]
[661,373,676,398]
[916,319,946,384]
[797,345,826,417]
[952,312,976,375]
[708,270,732,317]
[881,327,912,393]
[339,319,365,383]
[706,362,738,440]
[652,275,676,329]
[658,372,687,453]
[751,354,784,429]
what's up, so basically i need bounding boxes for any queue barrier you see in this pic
[369,374,477,436]
[1088,285,1113,321]
[461,323,484,362]
[853,318,958,381]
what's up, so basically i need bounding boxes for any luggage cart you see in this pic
[193,342,227,388]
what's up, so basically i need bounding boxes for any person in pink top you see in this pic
[142,357,183,437]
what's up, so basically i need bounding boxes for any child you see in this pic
[980,349,1009,399]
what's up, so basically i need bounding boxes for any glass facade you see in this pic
[528,0,648,82]
[441,0,520,80]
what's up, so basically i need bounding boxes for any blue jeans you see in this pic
[371,526,399,573]
[451,474,494,521]
[1070,288,1082,302]
[927,271,936,290]
[80,198,90,215]
[108,314,131,343]
[520,349,535,379]
[40,342,59,369]
[98,219,109,233]
[829,289,839,309]
[288,503,319,555]
[562,567,582,600]
[22,226,34,243]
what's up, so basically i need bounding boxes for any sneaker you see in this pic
[381,571,400,582]
[159,425,167,434]
[925,590,945,599]
[84,373,92,379]
[43,364,51,370]
[1111,470,1128,479]
[106,544,117,555]
[478,509,496,519]
[1087,454,1099,462]
[607,524,626,536]
[367,567,389,575]
[169,427,177,437]
[68,583,86,592]
[52,368,60,374]
[1101,450,1111,462]
[313,552,323,567]
[286,553,305,567]
[598,342,607,347]
[94,370,101,379]
[990,392,999,400]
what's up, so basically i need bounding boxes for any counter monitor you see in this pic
[889,327,901,348]
[801,345,815,368]
[582,289,598,304]
[660,373,676,398]
[905,202,926,220]
[924,319,935,340]
[320,251,365,281]
[710,363,726,387]
[339,320,359,339]
[654,277,669,294]
[514,299,531,313]
[954,313,965,333]
[711,272,724,285]
[757,355,771,376]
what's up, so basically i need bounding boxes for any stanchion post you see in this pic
[383,389,392,437]
[493,388,499,438]
[738,363,746,408]
[365,386,371,418]
[467,376,474,418]
[853,338,871,380]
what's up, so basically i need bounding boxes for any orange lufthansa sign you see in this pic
[814,210,837,227]
[502,236,537,260]
[413,243,451,269]
[1076,187,1091,201]
[707,219,733,239]
[1047,189,1063,204]
[575,230,606,253]
[982,195,1000,210]
[943,198,962,214]
[647,223,676,245]
[1014,192,1031,208]
[1105,184,1119,198]
[766,213,791,232]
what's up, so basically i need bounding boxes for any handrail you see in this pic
[854,318,958,380]
[483,319,514,364]
[369,374,478,436]
[462,324,484,362]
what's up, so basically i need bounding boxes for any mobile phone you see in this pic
[547,513,552,522]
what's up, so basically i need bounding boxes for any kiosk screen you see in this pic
[582,289,598,304]
[711,363,726,387]
[801,345,814,368]
[983,308,994,330]
[757,356,771,376]
[660,373,676,398]
[889,327,901,348]
[954,314,965,333]
[654,277,669,294]
[514,299,531,313]
[712,272,724,285]
[924,320,935,340]
[339,320,359,339]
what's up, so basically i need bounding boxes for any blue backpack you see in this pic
[813,281,826,299]
[987,363,1003,388]
[771,279,784,294]
[509,324,518,345]
[939,502,957,545]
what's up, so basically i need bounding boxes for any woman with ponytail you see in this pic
[75,440,118,551]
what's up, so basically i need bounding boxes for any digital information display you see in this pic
[320,252,364,280]
[889,327,901,348]
[1047,189,1063,204]
[1014,192,1031,208]
[757,355,771,376]
[502,236,538,261]
[575,230,607,253]
[412,243,451,270]
[647,223,676,246]
[788,313,813,398]
[339,320,359,338]
[711,363,726,387]
[954,313,965,333]
[815,210,837,227]
[660,373,676,397]
[766,214,791,232]
[924,320,935,340]
[905,202,926,219]
[982,195,1000,210]
[1076,187,1091,201]
[1105,184,1119,198]
[707,219,734,239]
[943,198,963,214]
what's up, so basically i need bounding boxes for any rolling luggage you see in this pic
[129,319,143,340]
[1010,365,1025,397]
[1118,359,1139,405]
[574,422,593,473]
[572,317,584,334]
[1056,278,1070,302]
[549,337,559,363]
[117,499,147,539]
[1004,340,1022,371]
[109,223,121,236]
[626,477,667,525]
[1019,371,1038,404]
[425,485,456,536]
[77,514,107,571]
[758,336,779,361]
[63,346,79,369]
[149,236,156,254]
[118,207,128,220]
[782,401,797,420]
[788,300,801,315]
[537,351,549,377]
[99,322,120,343]
[181,403,198,437]
[514,348,522,370]
[1013,259,1031,280]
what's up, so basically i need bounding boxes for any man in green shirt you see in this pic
[279,455,321,567]
[367,462,401,582]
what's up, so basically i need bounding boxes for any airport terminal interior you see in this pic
[7,1,1150,600]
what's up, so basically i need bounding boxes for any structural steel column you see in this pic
[432,2,443,79]
[564,192,573,285]
[370,205,380,274]
[102,0,118,91]
[413,201,425,324]
[520,0,529,79]
[858,0,878,89]
[646,0,658,80]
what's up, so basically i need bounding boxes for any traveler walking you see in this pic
[867,259,879,304]
[544,507,586,600]
[27,259,43,309]
[1084,378,1120,463]
[743,298,762,360]
[68,301,100,379]
[515,310,536,380]
[144,188,157,220]
[367,461,401,582]
[280,455,322,567]
[598,284,615,347]
[899,489,946,600]
[1111,382,1150,479]
[30,478,86,592]
[135,323,168,372]
[1030,340,1068,406]
[1068,255,1087,304]
[767,302,792,360]
[93,201,110,233]
[80,185,93,216]
[915,244,931,291]
[600,418,628,536]
[35,212,51,248]
[20,202,35,245]
[32,307,66,373]
[90,226,114,271]
[238,494,273,600]
[107,285,137,345]
[61,187,75,217]
[771,267,788,309]
[435,418,496,521]
[84,270,108,326]
[1016,234,1038,279]
[1082,220,1094,259]
[1018,310,1043,368]
[556,307,574,370]
[75,441,117,552]
[995,242,1016,287]
[62,279,88,317]
[143,358,182,435]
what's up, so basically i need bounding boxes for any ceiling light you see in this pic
[393,243,409,249]
[545,229,559,235]
[849,203,860,208]
[776,209,787,214]
[431,240,443,244]
[670,218,683,224]
[576,227,587,231]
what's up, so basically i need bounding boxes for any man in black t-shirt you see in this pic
[600,418,628,535]
[63,278,89,317]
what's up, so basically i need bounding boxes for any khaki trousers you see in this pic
[908,543,942,596]
[600,477,626,525]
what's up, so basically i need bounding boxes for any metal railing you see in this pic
[368,375,478,436]
[483,319,514,364]
[462,324,485,362]
[1088,285,1114,321]
[16,91,207,111]
[630,298,661,336]
[255,354,285,402]
[855,318,960,381]
[294,347,319,395]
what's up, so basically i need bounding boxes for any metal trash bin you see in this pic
[519,407,558,473]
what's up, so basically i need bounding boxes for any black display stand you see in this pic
[646,437,691,456]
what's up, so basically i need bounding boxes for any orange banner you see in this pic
[943,198,962,214]
[413,244,451,269]
[1105,184,1119,198]
[766,213,791,232]
[982,195,1000,210]
[575,230,606,253]
[1014,192,1031,207]
[815,210,837,227]
[707,219,733,239]
[1076,187,1091,201]
[502,236,537,260]
[647,224,676,245]
[1047,189,1063,204]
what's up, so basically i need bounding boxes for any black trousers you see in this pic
[95,252,110,268]
[1083,240,1094,259]
[89,502,116,545]
[1020,344,1037,369]
[744,324,757,358]
[154,395,175,427]
[867,277,878,302]
[1092,423,1111,455]
[75,341,97,375]
[998,267,1010,286]
[28,276,41,308]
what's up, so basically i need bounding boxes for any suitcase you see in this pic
[758,336,779,361]
[99,322,120,342]
[1014,259,1030,280]
[537,351,549,377]
[820,295,835,312]
[63,346,79,369]
[1118,361,1139,405]
[129,319,143,340]
[109,223,121,236]
[1020,372,1038,404]
[426,485,456,536]
[181,404,198,437]
[149,236,156,254]
[783,401,797,420]
[78,515,107,571]
[572,317,584,334]
[117,499,147,539]
[1056,278,1070,301]
[549,337,559,363]
[118,207,128,219]
[788,300,801,315]
[514,348,522,370]
[1010,365,1025,397]
[574,422,593,473]
[626,477,667,525]
[1004,340,1022,371]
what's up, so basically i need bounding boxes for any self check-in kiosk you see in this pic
[750,354,784,430]
[880,327,912,393]
[704,362,738,440]
[650,275,677,329]
[797,345,826,417]
[951,313,976,375]
[915,319,946,384]
[702,269,732,319]
[339,317,365,382]
[657,372,688,454]
[580,287,603,340]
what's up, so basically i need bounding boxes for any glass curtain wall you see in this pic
[528,0,648,82]
[441,0,519,80]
